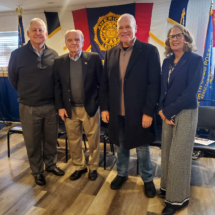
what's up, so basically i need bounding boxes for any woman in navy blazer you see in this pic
[158,24,203,215]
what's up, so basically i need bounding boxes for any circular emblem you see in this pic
[94,12,121,51]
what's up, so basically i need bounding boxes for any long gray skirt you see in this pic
[160,108,198,210]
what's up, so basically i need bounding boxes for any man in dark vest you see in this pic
[100,14,161,198]
[54,30,103,181]
[8,18,65,186]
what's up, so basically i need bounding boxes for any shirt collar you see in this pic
[118,37,136,51]
[69,51,82,61]
[31,44,46,57]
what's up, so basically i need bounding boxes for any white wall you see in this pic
[0,0,212,64]
[0,8,75,57]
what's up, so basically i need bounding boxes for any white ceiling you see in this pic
[0,0,135,12]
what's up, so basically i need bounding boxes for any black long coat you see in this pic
[99,39,161,149]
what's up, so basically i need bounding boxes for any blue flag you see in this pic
[86,4,135,60]
[198,11,214,106]
[18,16,25,47]
[44,12,61,38]
[168,0,189,26]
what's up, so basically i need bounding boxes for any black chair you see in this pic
[100,126,115,170]
[57,122,68,162]
[81,121,115,170]
[137,107,215,174]
[7,124,23,157]
[7,122,115,169]
[58,118,87,163]
[197,106,215,130]
[149,106,215,150]
[7,123,69,163]
[194,106,215,152]
[81,130,89,152]
[64,130,87,163]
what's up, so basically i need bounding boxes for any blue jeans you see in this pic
[117,115,153,182]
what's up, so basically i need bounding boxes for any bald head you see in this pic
[117,13,137,47]
[117,14,136,29]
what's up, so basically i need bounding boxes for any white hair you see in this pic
[28,18,47,32]
[117,13,136,29]
[65,29,84,41]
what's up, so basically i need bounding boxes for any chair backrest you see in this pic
[100,119,108,128]
[197,106,215,129]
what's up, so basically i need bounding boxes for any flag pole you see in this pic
[15,6,23,16]
[16,6,25,47]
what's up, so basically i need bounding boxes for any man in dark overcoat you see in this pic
[99,13,161,198]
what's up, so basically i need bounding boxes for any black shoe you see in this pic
[46,166,65,176]
[70,168,88,180]
[158,189,166,199]
[144,181,156,198]
[88,170,98,181]
[110,175,128,190]
[34,174,46,186]
[162,206,176,215]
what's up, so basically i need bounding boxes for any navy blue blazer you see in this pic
[158,51,203,120]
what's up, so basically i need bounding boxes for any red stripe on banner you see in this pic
[135,3,153,43]
[72,9,91,51]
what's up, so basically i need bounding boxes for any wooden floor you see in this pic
[0,125,215,215]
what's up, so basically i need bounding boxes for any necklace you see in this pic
[169,62,177,71]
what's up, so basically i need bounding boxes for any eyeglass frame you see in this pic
[37,57,47,70]
[168,33,184,40]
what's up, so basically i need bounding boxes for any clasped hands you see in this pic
[59,109,175,126]
[158,110,175,126]
[101,111,153,128]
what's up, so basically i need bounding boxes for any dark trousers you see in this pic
[19,103,58,174]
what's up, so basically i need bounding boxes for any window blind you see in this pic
[0,31,18,67]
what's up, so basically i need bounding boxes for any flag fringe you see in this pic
[167,18,179,25]
[86,45,91,51]
[149,31,165,46]
[48,26,61,38]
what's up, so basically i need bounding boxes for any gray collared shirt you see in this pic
[32,44,45,57]
[118,37,136,116]
[69,54,84,106]
[69,51,82,61]
[118,37,136,50]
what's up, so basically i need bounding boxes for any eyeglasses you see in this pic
[168,33,184,40]
[37,57,47,70]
